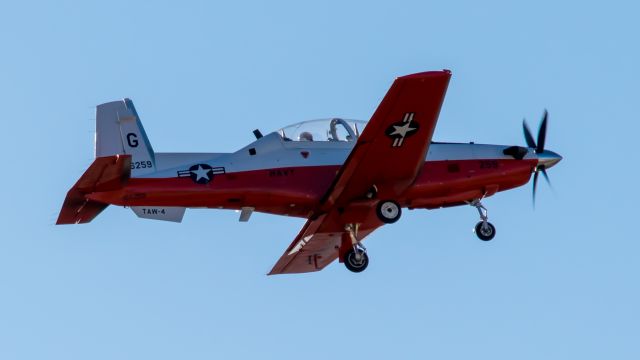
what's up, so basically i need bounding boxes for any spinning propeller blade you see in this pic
[540,167,550,184]
[523,120,536,149]
[532,169,540,207]
[536,110,548,154]
[524,110,557,206]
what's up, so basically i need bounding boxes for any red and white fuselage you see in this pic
[86,130,549,217]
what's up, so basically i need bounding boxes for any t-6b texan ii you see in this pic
[57,70,562,274]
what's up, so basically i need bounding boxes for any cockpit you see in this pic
[278,118,367,142]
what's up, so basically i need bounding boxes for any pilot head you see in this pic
[298,131,314,141]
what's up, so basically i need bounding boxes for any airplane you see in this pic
[56,70,562,275]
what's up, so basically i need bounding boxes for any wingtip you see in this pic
[398,69,452,80]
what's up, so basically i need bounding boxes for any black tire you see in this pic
[344,249,369,273]
[376,200,402,224]
[475,221,496,241]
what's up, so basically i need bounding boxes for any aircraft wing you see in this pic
[321,70,451,209]
[269,70,451,275]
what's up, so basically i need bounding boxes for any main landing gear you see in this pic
[343,224,369,273]
[376,200,402,224]
[342,199,402,273]
[470,199,496,241]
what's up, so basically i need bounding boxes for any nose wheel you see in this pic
[470,199,496,241]
[475,221,496,241]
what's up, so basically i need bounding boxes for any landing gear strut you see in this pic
[470,199,496,241]
[343,224,369,273]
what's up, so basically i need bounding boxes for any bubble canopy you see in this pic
[277,118,367,142]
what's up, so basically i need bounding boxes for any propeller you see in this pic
[522,110,552,206]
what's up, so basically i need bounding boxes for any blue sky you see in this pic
[1,1,638,359]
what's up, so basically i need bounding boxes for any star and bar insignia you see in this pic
[177,164,226,184]
[385,112,418,147]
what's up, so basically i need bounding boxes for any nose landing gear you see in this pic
[470,199,496,241]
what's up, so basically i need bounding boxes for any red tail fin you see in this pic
[56,155,131,225]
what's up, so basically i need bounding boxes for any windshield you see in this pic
[278,118,367,142]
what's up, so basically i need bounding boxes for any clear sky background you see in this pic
[1,1,638,359]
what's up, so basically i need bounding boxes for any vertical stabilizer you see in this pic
[95,99,155,176]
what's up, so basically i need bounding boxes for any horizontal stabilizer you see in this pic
[131,207,186,223]
[57,197,109,225]
[56,155,131,225]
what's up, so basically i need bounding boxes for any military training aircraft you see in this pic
[57,70,562,274]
